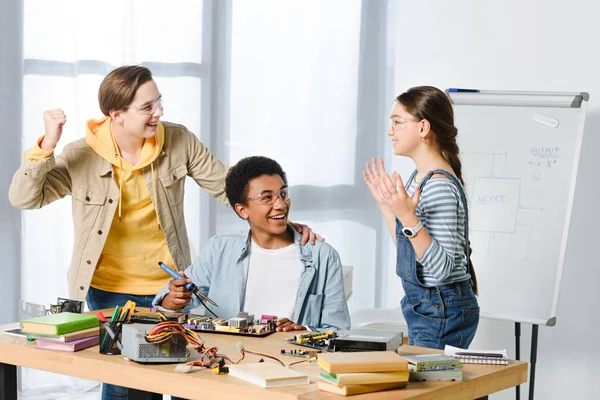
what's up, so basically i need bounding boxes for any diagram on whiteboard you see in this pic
[386,91,587,325]
[461,143,562,261]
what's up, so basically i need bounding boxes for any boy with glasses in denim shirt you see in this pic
[153,156,351,331]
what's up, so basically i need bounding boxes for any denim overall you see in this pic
[396,169,479,350]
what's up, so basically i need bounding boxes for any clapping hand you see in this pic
[363,157,421,221]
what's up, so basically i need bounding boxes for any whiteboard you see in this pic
[399,90,588,326]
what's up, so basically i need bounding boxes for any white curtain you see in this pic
[7,0,395,397]
[18,0,208,397]
[215,0,396,314]
[21,0,208,309]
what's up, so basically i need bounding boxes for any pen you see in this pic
[96,312,108,323]
[119,309,131,323]
[111,305,120,324]
[455,352,504,358]
[119,300,135,322]
[448,88,480,93]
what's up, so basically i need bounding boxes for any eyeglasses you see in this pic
[130,96,163,115]
[389,116,419,131]
[247,188,291,206]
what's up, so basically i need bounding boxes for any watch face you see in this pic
[402,228,413,237]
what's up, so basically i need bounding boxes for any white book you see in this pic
[228,362,310,388]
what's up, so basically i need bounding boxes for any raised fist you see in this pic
[41,109,67,150]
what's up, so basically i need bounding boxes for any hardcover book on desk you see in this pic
[320,370,409,386]
[317,351,408,374]
[317,381,407,396]
[26,326,99,342]
[21,312,99,336]
[228,362,309,388]
[35,335,99,352]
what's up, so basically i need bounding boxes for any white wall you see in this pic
[391,1,600,399]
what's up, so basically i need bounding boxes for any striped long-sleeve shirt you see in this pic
[406,175,471,286]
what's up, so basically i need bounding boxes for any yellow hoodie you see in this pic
[27,117,176,294]
[86,116,176,294]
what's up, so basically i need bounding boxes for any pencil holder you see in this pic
[99,322,122,355]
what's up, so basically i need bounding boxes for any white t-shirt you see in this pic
[243,239,303,320]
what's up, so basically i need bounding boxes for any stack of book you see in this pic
[444,345,509,365]
[403,354,464,382]
[20,312,100,352]
[316,351,409,396]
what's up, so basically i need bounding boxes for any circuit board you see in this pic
[184,312,278,337]
[285,330,338,350]
[280,348,321,358]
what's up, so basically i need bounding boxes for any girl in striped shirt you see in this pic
[363,86,479,350]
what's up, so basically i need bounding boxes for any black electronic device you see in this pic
[47,298,84,314]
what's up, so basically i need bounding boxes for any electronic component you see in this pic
[48,298,84,314]
[184,312,278,337]
[212,367,229,375]
[20,301,46,320]
[238,312,255,324]
[329,329,404,352]
[260,315,277,324]
[409,369,463,382]
[292,331,335,344]
[228,317,248,329]
[285,330,338,350]
[129,311,185,324]
[121,323,188,363]
[280,349,320,358]
[403,354,462,372]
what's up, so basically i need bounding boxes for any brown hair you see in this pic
[98,66,153,116]
[396,86,479,295]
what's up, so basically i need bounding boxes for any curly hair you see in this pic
[225,156,288,211]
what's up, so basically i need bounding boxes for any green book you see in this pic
[320,370,409,386]
[21,312,99,336]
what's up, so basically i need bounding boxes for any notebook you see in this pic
[228,362,309,388]
[320,370,409,386]
[444,345,509,365]
[317,381,407,396]
[35,335,99,352]
[317,351,408,374]
[21,312,99,336]
[2,328,27,338]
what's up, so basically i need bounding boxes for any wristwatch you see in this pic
[402,220,424,238]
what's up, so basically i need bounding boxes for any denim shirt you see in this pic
[153,227,351,331]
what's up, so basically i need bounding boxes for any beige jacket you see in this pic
[9,122,229,301]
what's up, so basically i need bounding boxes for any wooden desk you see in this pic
[0,322,527,400]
